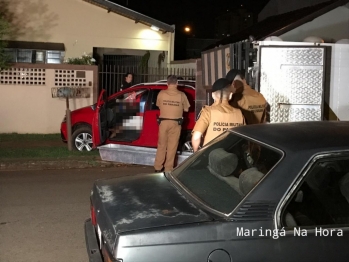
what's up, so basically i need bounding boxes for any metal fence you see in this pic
[201,41,258,88]
[99,65,196,96]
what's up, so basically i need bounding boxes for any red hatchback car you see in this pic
[60,82,196,152]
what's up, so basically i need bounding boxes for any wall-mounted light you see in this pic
[151,25,159,31]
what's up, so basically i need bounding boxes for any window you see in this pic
[4,49,17,62]
[36,51,45,63]
[150,89,161,110]
[113,89,148,103]
[17,49,33,63]
[172,133,282,214]
[106,89,149,141]
[46,51,62,64]
[4,48,63,64]
[281,156,349,229]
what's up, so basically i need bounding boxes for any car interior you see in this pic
[176,134,281,214]
[103,86,195,144]
[105,89,149,142]
[283,157,349,228]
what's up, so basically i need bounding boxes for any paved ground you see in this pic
[0,166,154,262]
[0,137,158,261]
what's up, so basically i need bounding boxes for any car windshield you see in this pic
[171,132,283,215]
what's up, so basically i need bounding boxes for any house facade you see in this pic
[0,0,179,134]
[2,0,175,67]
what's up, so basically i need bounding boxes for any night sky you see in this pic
[110,0,269,59]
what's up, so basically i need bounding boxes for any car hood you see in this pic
[92,173,212,235]
[71,104,95,114]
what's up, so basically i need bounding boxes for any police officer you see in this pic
[191,78,245,153]
[154,75,190,172]
[226,69,267,124]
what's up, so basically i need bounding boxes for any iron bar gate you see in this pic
[99,65,196,96]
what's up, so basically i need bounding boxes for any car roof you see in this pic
[107,82,195,100]
[131,82,195,90]
[155,79,196,83]
[230,121,349,153]
[154,80,196,87]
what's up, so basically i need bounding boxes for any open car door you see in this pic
[92,89,108,148]
[106,88,149,142]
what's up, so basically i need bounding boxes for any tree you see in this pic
[0,15,10,71]
[140,51,150,69]
[140,51,150,82]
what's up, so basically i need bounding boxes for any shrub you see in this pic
[65,53,96,65]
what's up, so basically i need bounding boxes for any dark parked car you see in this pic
[85,121,349,262]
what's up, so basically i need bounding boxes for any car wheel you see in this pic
[72,126,93,151]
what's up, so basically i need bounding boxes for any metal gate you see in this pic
[201,41,256,105]
[100,55,142,96]
[201,41,255,87]
[259,46,330,123]
[99,64,196,97]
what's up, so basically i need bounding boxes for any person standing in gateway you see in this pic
[120,72,133,91]
[154,75,190,172]
[226,69,267,124]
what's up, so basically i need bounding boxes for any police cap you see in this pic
[212,78,230,92]
[225,69,240,83]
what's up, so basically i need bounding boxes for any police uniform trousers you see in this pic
[154,120,181,172]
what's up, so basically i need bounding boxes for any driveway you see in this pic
[0,166,153,262]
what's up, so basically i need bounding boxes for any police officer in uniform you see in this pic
[191,78,245,153]
[226,69,267,124]
[154,75,190,172]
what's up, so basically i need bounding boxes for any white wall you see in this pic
[169,59,197,70]
[280,4,349,42]
[0,64,97,133]
[327,43,349,121]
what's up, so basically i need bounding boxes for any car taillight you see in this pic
[90,204,97,226]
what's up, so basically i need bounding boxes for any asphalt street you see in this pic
[0,165,154,262]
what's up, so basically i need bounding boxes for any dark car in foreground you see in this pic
[85,121,349,262]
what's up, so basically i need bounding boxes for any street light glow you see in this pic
[184,27,190,32]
